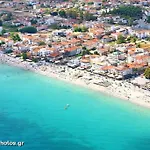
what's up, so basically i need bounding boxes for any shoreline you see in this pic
[0,53,150,109]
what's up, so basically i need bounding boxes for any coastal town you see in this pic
[0,0,150,107]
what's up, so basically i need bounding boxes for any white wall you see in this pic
[0,27,3,34]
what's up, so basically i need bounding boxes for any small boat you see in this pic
[64,104,70,110]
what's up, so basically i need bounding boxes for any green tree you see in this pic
[1,29,6,35]
[59,10,66,18]
[88,2,94,5]
[22,52,28,60]
[147,16,150,23]
[108,18,114,24]
[66,9,78,19]
[38,41,46,46]
[84,12,97,21]
[44,8,51,14]
[3,12,13,21]
[144,68,150,79]
[81,49,90,56]
[79,11,84,21]
[74,26,88,32]
[128,18,134,26]
[32,57,38,62]
[136,43,141,48]
[130,36,137,43]
[117,35,126,44]
[48,44,52,47]
[110,6,142,19]
[0,29,6,36]
[0,20,2,26]
[30,19,37,25]
[0,41,5,46]
[19,26,37,33]
[10,33,21,42]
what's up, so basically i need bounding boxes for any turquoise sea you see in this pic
[1,64,150,150]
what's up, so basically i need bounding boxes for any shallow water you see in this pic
[0,64,150,150]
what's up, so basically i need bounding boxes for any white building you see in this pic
[0,26,3,34]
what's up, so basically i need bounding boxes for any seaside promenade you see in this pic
[0,53,150,108]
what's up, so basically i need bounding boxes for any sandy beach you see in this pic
[0,53,150,108]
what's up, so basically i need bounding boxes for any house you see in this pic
[101,65,116,74]
[67,59,80,68]
[37,25,48,31]
[45,17,55,25]
[83,39,99,49]
[89,28,104,38]
[31,46,44,56]
[98,45,110,55]
[135,30,150,39]
[134,54,150,64]
[80,55,91,69]
[38,48,51,57]
[116,28,128,35]
[111,32,122,40]
[94,2,102,7]
[64,46,81,57]
[115,66,133,79]
[52,29,66,36]
[101,35,113,43]
[16,44,30,52]
[90,55,102,65]
[127,63,148,73]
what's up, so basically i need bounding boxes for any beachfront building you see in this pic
[64,46,81,57]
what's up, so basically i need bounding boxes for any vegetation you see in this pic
[127,36,137,43]
[127,18,134,26]
[110,6,143,19]
[84,12,97,21]
[0,29,6,36]
[2,23,18,32]
[19,26,37,33]
[2,12,13,21]
[44,8,51,14]
[30,19,37,25]
[48,44,52,47]
[88,2,94,5]
[32,57,38,63]
[80,47,91,56]
[136,43,141,48]
[22,52,28,60]
[74,26,88,32]
[5,49,13,54]
[117,35,126,44]
[144,68,150,79]
[49,23,71,30]
[10,33,21,42]
[146,37,150,41]
[147,16,150,23]
[0,20,2,26]
[0,41,5,46]
[38,41,46,46]
[51,8,97,21]
[108,18,114,24]
[58,10,66,18]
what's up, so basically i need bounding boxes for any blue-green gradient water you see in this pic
[1,64,150,150]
